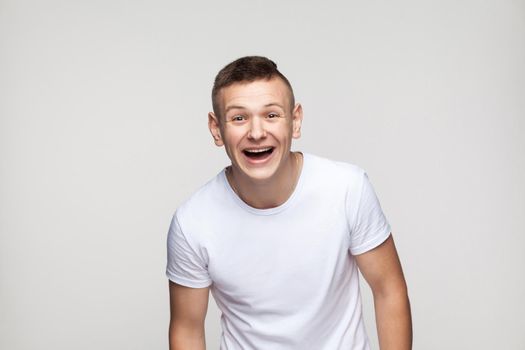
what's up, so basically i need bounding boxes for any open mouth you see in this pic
[243,147,274,160]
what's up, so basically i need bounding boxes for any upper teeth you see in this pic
[246,147,272,153]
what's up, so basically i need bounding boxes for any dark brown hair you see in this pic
[211,56,295,117]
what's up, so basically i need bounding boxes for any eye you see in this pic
[267,113,280,119]
[231,115,246,122]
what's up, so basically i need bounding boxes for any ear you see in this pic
[291,103,303,139]
[208,112,224,146]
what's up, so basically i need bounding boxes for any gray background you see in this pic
[1,0,524,349]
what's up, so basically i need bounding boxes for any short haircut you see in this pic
[211,56,295,118]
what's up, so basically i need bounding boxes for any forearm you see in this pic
[169,323,206,350]
[373,289,412,350]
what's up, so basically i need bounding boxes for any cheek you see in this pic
[223,129,245,146]
[271,124,293,139]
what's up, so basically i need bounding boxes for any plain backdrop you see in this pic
[1,0,524,349]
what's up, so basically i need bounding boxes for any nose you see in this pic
[247,116,267,140]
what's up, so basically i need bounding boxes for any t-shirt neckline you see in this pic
[220,151,308,216]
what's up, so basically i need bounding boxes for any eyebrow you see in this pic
[264,103,285,109]
[224,103,285,114]
[224,105,246,113]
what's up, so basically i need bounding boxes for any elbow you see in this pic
[169,322,206,350]
[372,278,410,302]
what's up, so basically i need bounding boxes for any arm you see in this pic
[168,280,210,350]
[355,234,412,350]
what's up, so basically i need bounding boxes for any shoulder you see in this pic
[304,152,366,188]
[173,170,229,228]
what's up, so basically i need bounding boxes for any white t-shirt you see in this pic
[166,152,391,349]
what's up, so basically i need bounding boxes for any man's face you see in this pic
[208,77,303,183]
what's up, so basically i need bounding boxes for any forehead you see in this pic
[218,78,291,112]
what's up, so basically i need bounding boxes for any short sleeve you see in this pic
[347,172,391,255]
[166,212,212,288]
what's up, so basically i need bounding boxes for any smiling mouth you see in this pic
[243,147,274,159]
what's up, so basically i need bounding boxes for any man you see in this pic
[166,56,412,349]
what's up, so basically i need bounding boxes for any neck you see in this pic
[227,151,303,209]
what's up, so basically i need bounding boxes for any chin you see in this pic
[236,152,283,182]
[242,167,280,183]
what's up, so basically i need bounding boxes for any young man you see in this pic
[166,56,412,349]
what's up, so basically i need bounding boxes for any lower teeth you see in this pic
[246,149,272,158]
